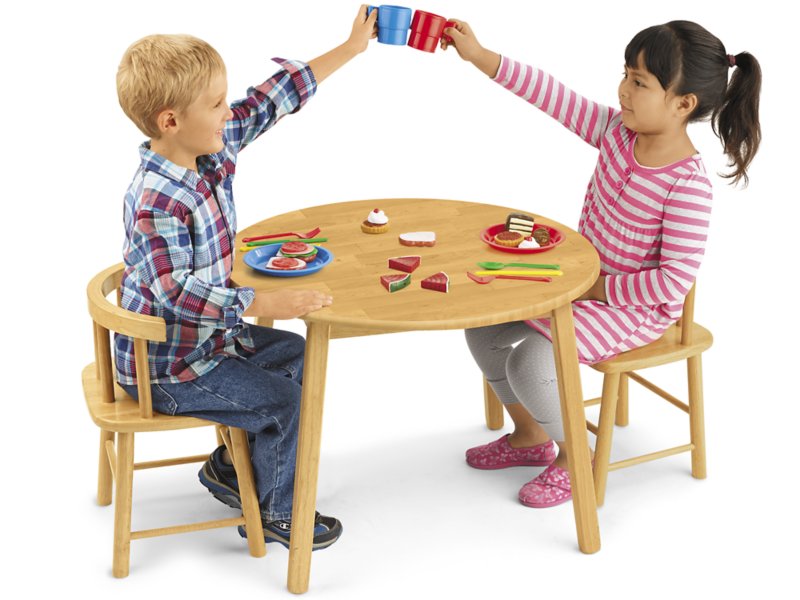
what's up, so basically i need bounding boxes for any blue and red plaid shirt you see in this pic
[115,58,317,385]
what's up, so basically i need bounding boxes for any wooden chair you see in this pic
[481,284,712,506]
[82,263,266,577]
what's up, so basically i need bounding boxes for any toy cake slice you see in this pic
[421,272,449,293]
[399,231,436,247]
[381,273,412,293]
[505,213,535,235]
[388,255,421,273]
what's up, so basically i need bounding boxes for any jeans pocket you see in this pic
[151,384,179,416]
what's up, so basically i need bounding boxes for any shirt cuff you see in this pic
[270,57,317,110]
[604,273,627,307]
[222,286,255,329]
[492,55,512,83]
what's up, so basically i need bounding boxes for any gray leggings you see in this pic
[465,322,564,441]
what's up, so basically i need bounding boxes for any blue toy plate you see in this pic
[243,245,333,277]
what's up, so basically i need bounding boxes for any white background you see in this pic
[2,0,797,597]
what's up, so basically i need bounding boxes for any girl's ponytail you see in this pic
[713,52,762,186]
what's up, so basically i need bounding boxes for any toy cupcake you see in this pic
[518,236,540,249]
[361,208,389,234]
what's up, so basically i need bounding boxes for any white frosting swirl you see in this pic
[518,237,540,249]
[367,209,389,225]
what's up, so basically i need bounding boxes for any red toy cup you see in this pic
[407,10,456,52]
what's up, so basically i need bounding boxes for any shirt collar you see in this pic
[139,142,202,189]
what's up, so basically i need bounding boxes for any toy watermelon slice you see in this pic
[267,256,307,270]
[421,271,449,293]
[388,255,421,273]
[380,273,411,293]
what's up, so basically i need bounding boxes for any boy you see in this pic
[114,6,377,550]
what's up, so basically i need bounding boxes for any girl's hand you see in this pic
[440,19,500,78]
[577,276,608,303]
[244,289,333,320]
[346,4,378,54]
[440,20,480,61]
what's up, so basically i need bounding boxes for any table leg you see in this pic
[287,321,331,594]
[550,303,601,554]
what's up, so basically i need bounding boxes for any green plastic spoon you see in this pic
[476,261,560,270]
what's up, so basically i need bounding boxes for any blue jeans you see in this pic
[123,324,303,521]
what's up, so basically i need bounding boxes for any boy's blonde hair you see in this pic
[117,34,226,138]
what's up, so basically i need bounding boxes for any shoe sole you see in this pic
[237,525,341,551]
[466,458,555,470]
[199,462,242,510]
[519,494,573,508]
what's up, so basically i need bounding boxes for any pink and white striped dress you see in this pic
[493,56,713,364]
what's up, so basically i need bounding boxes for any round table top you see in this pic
[233,198,600,332]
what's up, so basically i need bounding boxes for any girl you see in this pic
[442,20,761,507]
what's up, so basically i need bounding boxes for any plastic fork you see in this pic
[477,261,560,270]
[242,226,321,243]
[467,272,552,284]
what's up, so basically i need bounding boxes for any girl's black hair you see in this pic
[625,20,761,186]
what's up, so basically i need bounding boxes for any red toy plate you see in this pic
[480,223,564,254]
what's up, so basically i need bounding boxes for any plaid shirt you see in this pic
[115,58,317,385]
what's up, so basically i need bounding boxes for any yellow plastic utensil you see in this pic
[474,270,563,277]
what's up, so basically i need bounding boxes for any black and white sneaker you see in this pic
[239,511,343,551]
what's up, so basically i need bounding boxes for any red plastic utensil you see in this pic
[467,271,552,284]
[242,226,321,243]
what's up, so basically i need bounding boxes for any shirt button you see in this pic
[615,180,623,189]
[624,167,632,175]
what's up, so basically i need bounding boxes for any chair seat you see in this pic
[82,364,211,433]
[591,322,712,374]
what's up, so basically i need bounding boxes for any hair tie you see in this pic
[727,54,737,68]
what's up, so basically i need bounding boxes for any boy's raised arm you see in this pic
[307,4,377,84]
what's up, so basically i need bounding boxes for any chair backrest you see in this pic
[678,283,697,346]
[87,263,166,418]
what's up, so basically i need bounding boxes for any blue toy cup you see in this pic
[368,5,412,45]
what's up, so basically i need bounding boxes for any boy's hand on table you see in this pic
[440,20,501,78]
[245,289,334,319]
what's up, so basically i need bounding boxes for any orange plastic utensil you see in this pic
[242,226,321,243]
[466,271,552,284]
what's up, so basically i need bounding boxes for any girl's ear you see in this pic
[676,93,698,118]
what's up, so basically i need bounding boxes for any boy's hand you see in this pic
[308,5,376,84]
[244,289,333,320]
[441,19,501,78]
[347,5,378,54]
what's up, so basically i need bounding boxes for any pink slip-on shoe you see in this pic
[518,464,572,508]
[466,434,556,470]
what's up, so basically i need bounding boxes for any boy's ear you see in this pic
[155,108,179,136]
[676,93,698,118]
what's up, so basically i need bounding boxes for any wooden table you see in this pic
[233,198,601,593]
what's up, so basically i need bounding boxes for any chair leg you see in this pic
[112,432,134,578]
[687,355,707,479]
[593,372,620,506]
[97,430,114,506]
[615,373,629,427]
[215,424,225,447]
[229,427,266,558]
[483,378,504,430]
